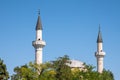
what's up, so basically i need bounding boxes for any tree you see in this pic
[0,58,9,80]
[11,62,54,80]
[100,69,114,80]
[71,64,114,80]
[11,63,39,80]
[51,55,72,80]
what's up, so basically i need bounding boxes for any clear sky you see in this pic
[0,0,120,80]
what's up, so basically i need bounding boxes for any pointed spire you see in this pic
[36,10,43,30]
[97,24,103,43]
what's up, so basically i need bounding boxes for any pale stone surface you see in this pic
[33,29,46,64]
[95,42,105,73]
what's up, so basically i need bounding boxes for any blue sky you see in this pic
[0,0,120,80]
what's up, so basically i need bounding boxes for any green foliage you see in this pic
[11,63,39,80]
[51,55,72,80]
[11,55,114,80]
[0,58,9,80]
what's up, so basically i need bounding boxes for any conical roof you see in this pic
[97,26,103,43]
[36,15,42,30]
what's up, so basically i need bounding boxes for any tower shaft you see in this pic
[35,48,43,64]
[36,30,42,40]
[97,43,103,52]
[96,55,104,73]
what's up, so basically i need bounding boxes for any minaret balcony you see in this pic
[95,52,105,57]
[32,40,46,48]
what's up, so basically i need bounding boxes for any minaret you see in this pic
[95,25,105,73]
[32,12,46,64]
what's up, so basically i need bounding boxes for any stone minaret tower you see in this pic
[95,26,105,73]
[32,13,46,64]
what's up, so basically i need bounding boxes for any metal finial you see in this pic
[38,9,40,15]
[99,24,101,32]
